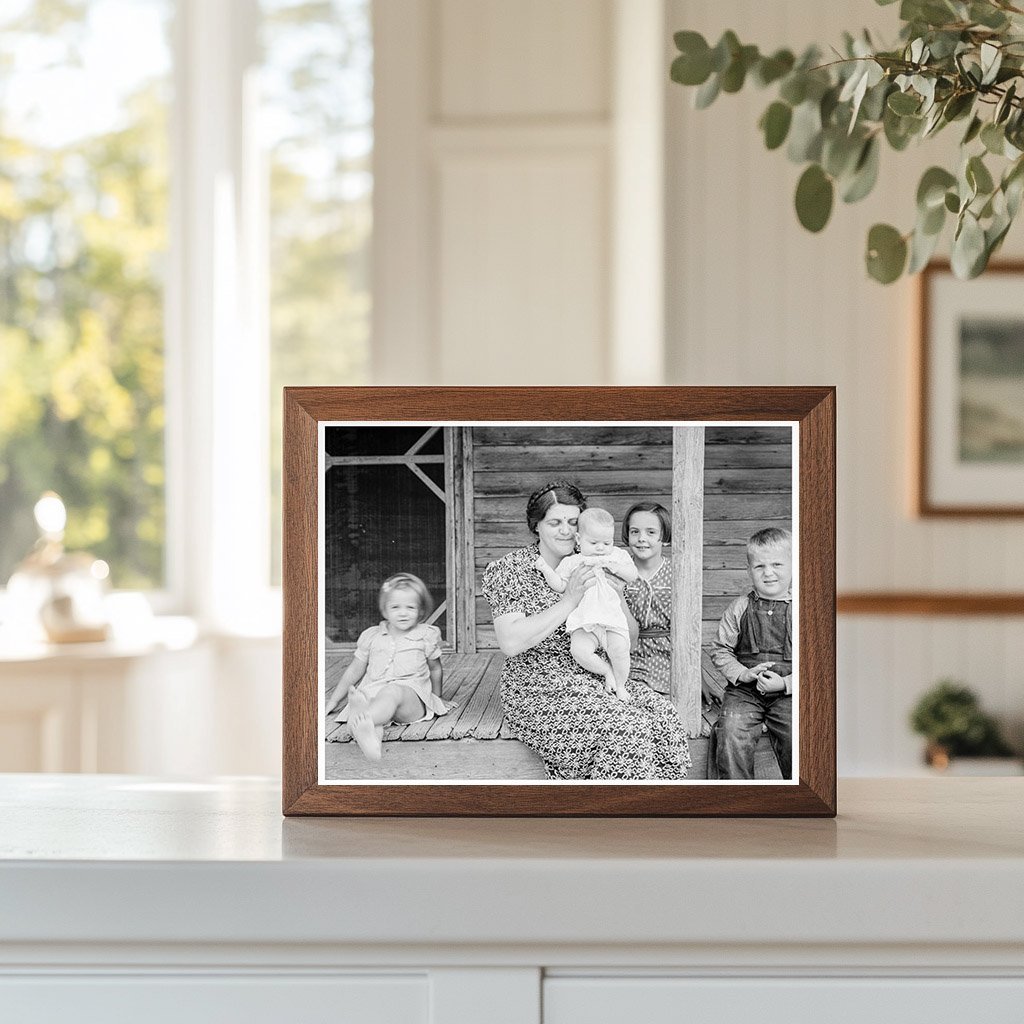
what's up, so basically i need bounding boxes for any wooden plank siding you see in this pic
[470,426,793,651]
[472,426,671,648]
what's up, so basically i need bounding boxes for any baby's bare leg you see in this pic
[604,632,632,701]
[570,630,614,691]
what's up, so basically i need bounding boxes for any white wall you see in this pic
[664,0,1024,772]
[59,0,1017,780]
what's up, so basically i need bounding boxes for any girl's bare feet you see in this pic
[351,711,383,761]
[338,688,369,723]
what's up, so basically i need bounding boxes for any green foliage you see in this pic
[909,680,1015,756]
[263,0,373,583]
[0,4,168,588]
[670,0,1024,282]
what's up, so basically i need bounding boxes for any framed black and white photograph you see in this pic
[917,261,1024,517]
[283,387,835,816]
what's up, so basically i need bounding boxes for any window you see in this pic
[0,0,374,625]
[262,0,373,583]
[0,0,172,589]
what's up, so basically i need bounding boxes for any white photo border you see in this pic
[317,420,800,786]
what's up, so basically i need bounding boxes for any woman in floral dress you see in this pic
[481,481,690,780]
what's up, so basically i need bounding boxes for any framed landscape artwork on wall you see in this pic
[918,262,1024,517]
[282,387,836,817]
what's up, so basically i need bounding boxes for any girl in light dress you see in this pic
[620,502,674,696]
[325,573,448,761]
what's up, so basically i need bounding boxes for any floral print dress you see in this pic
[481,546,690,780]
[623,558,673,696]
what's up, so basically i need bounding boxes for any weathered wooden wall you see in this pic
[470,426,792,648]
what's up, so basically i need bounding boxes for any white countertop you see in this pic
[1,776,1022,951]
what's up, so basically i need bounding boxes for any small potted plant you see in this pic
[909,680,1019,773]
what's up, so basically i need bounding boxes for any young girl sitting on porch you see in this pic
[324,573,448,761]
[535,506,638,702]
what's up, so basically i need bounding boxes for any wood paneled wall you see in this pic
[471,426,792,648]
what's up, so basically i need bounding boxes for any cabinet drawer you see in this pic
[0,974,427,1024]
[544,977,1024,1024]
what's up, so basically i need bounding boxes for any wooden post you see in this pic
[671,426,704,737]
[456,426,476,653]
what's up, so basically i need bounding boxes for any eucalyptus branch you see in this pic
[670,1,1024,283]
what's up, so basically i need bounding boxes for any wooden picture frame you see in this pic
[917,261,1024,517]
[283,387,836,816]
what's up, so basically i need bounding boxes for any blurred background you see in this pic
[1,0,1021,778]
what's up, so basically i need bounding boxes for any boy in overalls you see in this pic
[710,527,793,780]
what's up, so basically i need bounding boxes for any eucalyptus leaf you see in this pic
[917,166,957,210]
[860,79,892,122]
[913,75,937,112]
[822,129,863,178]
[981,122,1005,155]
[760,102,793,150]
[967,154,995,195]
[980,42,1002,87]
[970,2,1009,30]
[842,137,880,203]
[927,30,962,60]
[884,106,921,150]
[721,45,759,93]
[694,73,721,109]
[995,82,1017,124]
[962,115,983,145]
[787,100,824,162]
[951,211,986,278]
[779,74,807,106]
[795,164,834,232]
[908,221,942,273]
[986,212,1012,259]
[671,34,713,87]
[942,92,974,122]
[888,91,921,115]
[1003,157,1024,216]
[866,223,907,283]
[922,103,946,137]
[1006,171,1024,218]
[710,31,740,73]
[820,85,841,126]
[921,200,946,235]
[754,49,795,87]
[944,190,960,213]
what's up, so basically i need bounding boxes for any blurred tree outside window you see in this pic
[0,0,172,590]
[262,0,372,584]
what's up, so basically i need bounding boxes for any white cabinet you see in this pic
[1,777,1022,1023]
[544,977,1024,1023]
[0,976,428,1024]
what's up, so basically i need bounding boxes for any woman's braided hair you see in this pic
[525,479,587,536]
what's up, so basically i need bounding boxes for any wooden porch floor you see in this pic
[323,650,782,781]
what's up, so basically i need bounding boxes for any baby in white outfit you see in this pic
[536,506,638,701]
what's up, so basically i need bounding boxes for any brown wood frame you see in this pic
[838,592,1024,616]
[283,387,836,817]
[916,260,1024,518]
